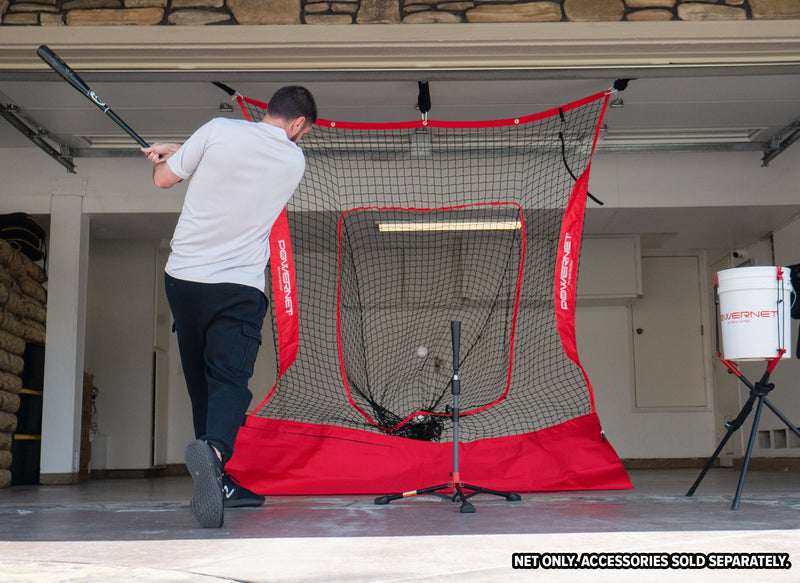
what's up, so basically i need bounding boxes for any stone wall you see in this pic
[0,0,798,26]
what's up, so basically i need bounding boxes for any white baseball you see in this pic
[416,346,428,358]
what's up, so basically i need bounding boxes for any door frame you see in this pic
[630,249,714,413]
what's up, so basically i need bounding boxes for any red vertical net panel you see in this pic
[225,89,632,494]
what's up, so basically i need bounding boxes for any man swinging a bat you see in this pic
[35,46,316,528]
[142,86,316,528]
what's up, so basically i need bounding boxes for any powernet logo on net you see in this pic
[511,552,792,571]
[558,232,574,311]
[277,239,294,316]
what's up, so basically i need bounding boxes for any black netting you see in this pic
[240,93,608,442]
[338,205,523,439]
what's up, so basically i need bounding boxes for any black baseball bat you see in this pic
[36,45,149,148]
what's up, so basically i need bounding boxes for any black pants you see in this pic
[165,273,267,463]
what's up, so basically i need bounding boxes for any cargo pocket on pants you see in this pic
[235,322,262,377]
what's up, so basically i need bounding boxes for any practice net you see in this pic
[225,87,632,495]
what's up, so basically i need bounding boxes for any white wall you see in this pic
[3,136,799,211]
[81,236,792,469]
[165,330,192,465]
[589,147,800,208]
[84,239,159,470]
[576,304,717,459]
[2,143,799,471]
[85,235,720,467]
[750,217,800,455]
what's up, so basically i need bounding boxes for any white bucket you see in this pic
[717,266,793,361]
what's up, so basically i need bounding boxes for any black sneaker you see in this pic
[222,474,266,508]
[184,439,224,528]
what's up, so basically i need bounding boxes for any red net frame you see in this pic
[223,86,632,495]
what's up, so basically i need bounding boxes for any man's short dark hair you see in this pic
[268,86,318,126]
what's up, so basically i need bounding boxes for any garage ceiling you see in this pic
[0,24,798,250]
[1,71,798,152]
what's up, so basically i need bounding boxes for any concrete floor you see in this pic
[0,468,798,583]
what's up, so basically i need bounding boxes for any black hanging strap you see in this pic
[613,78,634,92]
[417,82,431,116]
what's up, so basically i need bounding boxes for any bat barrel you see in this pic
[36,45,149,149]
[36,45,92,96]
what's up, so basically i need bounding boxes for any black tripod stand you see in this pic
[374,321,521,513]
[688,268,800,509]
[686,351,800,509]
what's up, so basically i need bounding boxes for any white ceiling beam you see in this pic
[0,22,799,74]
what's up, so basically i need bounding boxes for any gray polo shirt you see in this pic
[165,117,306,292]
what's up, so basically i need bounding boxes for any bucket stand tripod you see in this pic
[688,267,800,509]
[374,321,521,513]
[686,350,800,509]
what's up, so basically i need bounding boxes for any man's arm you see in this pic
[141,142,183,188]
